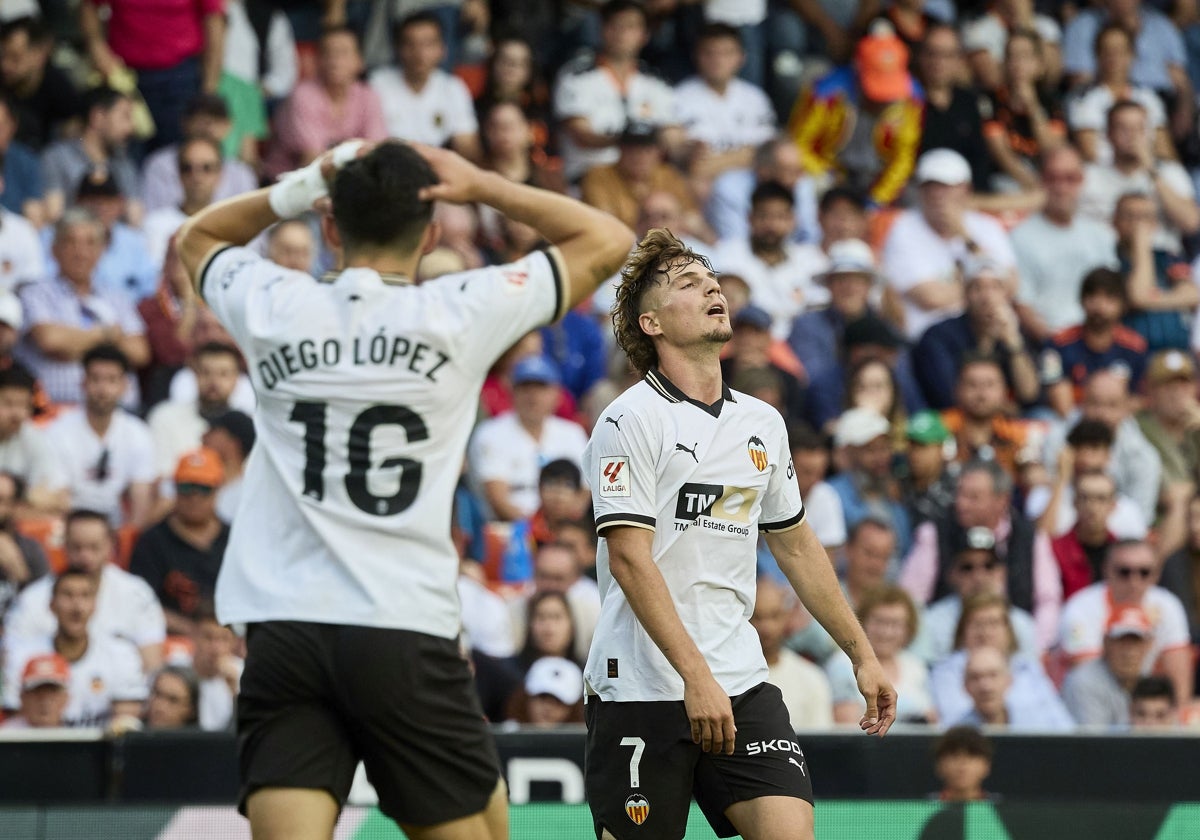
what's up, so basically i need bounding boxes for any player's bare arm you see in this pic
[765,521,897,736]
[604,525,738,755]
[413,143,635,309]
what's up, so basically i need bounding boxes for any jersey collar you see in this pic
[644,368,735,418]
[320,270,414,286]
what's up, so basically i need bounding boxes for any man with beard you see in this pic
[1041,267,1148,418]
[941,354,1033,479]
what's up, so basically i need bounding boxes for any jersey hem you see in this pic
[197,243,237,300]
[760,508,806,533]
[213,612,462,640]
[595,512,657,532]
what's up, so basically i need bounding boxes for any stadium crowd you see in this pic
[0,0,1198,737]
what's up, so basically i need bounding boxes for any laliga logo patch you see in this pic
[625,794,650,825]
[599,455,631,498]
[747,436,769,472]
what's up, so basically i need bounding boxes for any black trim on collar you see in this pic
[644,368,735,418]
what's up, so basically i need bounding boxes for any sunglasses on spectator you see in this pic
[181,162,219,175]
[956,560,999,573]
[1114,566,1153,579]
[177,483,216,496]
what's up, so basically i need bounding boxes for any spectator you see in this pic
[5,508,165,671]
[143,665,200,729]
[915,23,993,194]
[710,181,829,339]
[910,526,1039,665]
[2,566,146,727]
[128,448,228,637]
[1061,604,1156,727]
[0,97,46,226]
[901,459,1061,647]
[1137,350,1200,488]
[507,655,585,726]
[265,220,316,274]
[474,36,552,150]
[930,591,1071,726]
[844,357,908,452]
[369,12,482,162]
[517,541,602,663]
[788,19,923,207]
[263,26,387,179]
[478,101,566,203]
[1041,271,1149,418]
[580,121,704,237]
[41,87,139,224]
[0,153,42,291]
[828,407,912,558]
[140,94,258,215]
[706,135,820,246]
[79,0,225,153]
[674,23,776,194]
[1129,675,1179,729]
[932,726,995,802]
[956,645,1073,730]
[526,459,589,549]
[1011,146,1117,343]
[515,590,579,670]
[1067,23,1173,165]
[0,365,67,512]
[787,237,877,388]
[0,652,69,729]
[43,345,156,528]
[218,0,297,167]
[913,259,1040,411]
[902,409,957,527]
[468,355,588,521]
[16,210,149,406]
[1115,192,1197,353]
[147,341,241,482]
[1050,470,1122,600]
[553,0,678,182]
[1043,369,1162,525]
[882,148,1018,341]
[941,355,1033,477]
[719,305,805,427]
[826,584,936,724]
[1078,100,1199,256]
[788,425,847,556]
[961,0,1063,93]
[751,579,834,730]
[143,135,224,271]
[981,29,1066,197]
[136,239,203,410]
[0,16,83,151]
[190,601,241,732]
[201,409,254,523]
[1059,539,1193,704]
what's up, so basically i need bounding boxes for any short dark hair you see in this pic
[193,341,241,365]
[750,180,794,211]
[1067,418,1115,449]
[959,459,1013,497]
[177,134,222,168]
[331,142,438,253]
[65,508,114,540]
[1080,267,1127,306]
[83,86,128,119]
[1106,98,1146,132]
[819,186,867,215]
[83,343,130,374]
[1094,22,1134,57]
[540,458,582,489]
[0,15,51,46]
[600,0,648,24]
[395,10,443,42]
[848,516,894,544]
[696,22,742,48]
[1131,675,1175,705]
[934,726,994,761]
[320,23,360,49]
[153,665,201,724]
[0,364,36,394]
[52,565,95,598]
[788,423,826,453]
[957,351,1004,381]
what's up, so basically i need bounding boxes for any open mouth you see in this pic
[707,303,726,316]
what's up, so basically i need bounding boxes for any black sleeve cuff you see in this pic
[760,506,806,533]
[596,512,657,533]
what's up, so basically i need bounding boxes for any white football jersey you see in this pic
[582,370,805,702]
[201,246,568,638]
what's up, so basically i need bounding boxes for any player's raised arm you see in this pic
[765,521,898,736]
[414,144,635,311]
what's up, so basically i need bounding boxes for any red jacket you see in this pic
[1051,528,1115,599]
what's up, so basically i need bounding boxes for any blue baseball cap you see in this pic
[733,304,772,331]
[511,355,561,386]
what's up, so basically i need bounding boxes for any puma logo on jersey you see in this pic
[599,456,631,498]
[605,414,623,431]
[675,441,699,462]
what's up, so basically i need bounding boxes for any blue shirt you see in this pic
[933,650,1075,730]
[706,168,820,245]
[1043,325,1148,391]
[827,471,912,558]
[540,310,606,401]
[1,142,44,215]
[1063,8,1186,91]
[1118,248,1192,353]
[40,223,159,301]
[788,307,843,385]
[912,314,1036,410]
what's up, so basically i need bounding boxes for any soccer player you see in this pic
[582,230,895,840]
[175,141,633,840]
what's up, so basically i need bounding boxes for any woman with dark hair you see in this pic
[845,356,908,452]
[144,665,200,729]
[475,37,552,152]
[517,590,579,670]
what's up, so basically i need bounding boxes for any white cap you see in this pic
[960,255,1006,283]
[0,292,22,330]
[525,656,583,705]
[818,239,877,282]
[834,408,891,447]
[916,148,972,186]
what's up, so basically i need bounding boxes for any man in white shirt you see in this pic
[44,344,156,528]
[468,355,588,521]
[882,149,1018,340]
[174,138,632,839]
[752,579,834,731]
[0,175,44,291]
[553,0,679,182]
[710,181,829,338]
[368,11,481,162]
[0,363,67,511]
[143,135,224,271]
[4,508,166,671]
[582,229,892,840]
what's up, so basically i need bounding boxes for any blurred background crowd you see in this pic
[0,0,1198,737]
